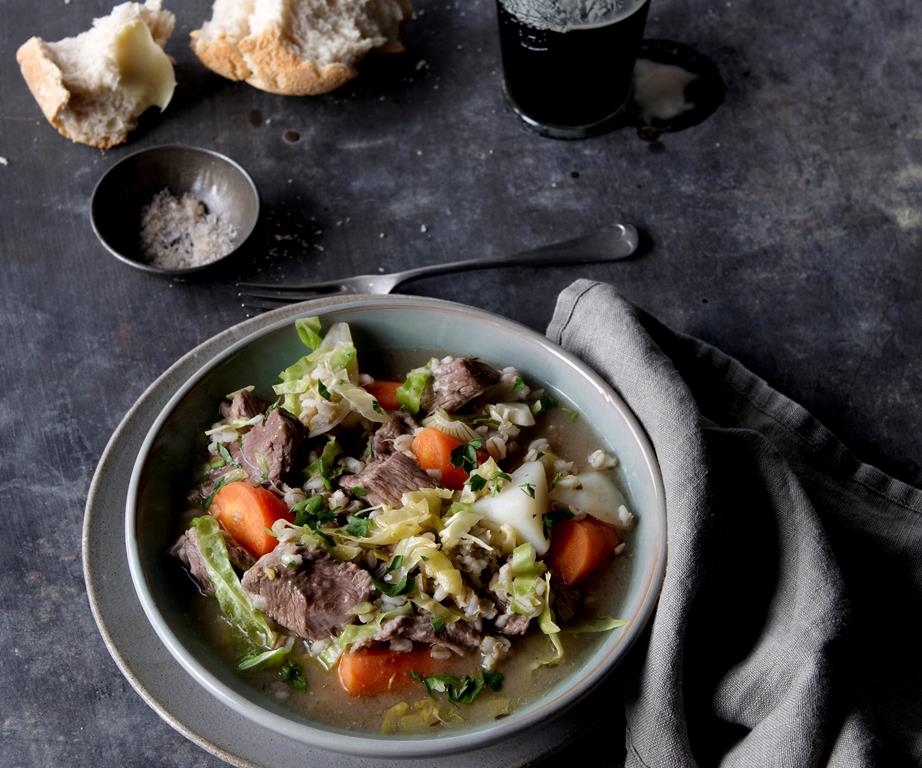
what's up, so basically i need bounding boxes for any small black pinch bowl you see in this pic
[90,145,260,276]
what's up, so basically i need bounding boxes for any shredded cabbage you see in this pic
[336,380,390,423]
[189,516,276,649]
[532,572,564,668]
[396,359,437,414]
[490,543,547,618]
[564,617,628,634]
[487,402,536,427]
[411,594,467,625]
[457,457,506,503]
[315,604,413,670]
[351,489,450,545]
[305,436,343,490]
[295,316,323,350]
[439,507,481,550]
[274,320,361,419]
[380,698,462,734]
[237,646,290,671]
[421,409,479,442]
[388,535,464,599]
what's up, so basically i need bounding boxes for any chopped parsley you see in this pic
[291,495,337,545]
[202,474,232,510]
[372,556,413,595]
[519,482,536,498]
[431,616,446,634]
[468,474,487,493]
[291,495,332,527]
[490,470,512,495]
[450,438,483,473]
[305,436,344,490]
[372,400,383,414]
[411,670,504,704]
[513,376,526,392]
[278,660,307,691]
[532,392,558,414]
[482,669,504,692]
[316,381,331,401]
[350,486,368,497]
[217,443,236,466]
[372,572,414,597]
[543,506,574,536]
[346,515,373,537]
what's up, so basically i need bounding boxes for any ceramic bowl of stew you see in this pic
[125,295,667,758]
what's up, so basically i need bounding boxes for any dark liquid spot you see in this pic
[283,130,301,143]
[647,138,666,152]
[570,170,580,179]
[248,109,263,127]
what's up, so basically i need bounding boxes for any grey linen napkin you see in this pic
[547,280,922,768]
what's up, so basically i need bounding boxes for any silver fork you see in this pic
[236,223,639,311]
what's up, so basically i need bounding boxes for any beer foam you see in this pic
[499,0,648,32]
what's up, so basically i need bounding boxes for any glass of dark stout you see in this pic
[496,0,650,138]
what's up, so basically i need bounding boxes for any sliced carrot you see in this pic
[545,517,620,586]
[410,427,469,489]
[211,481,293,558]
[338,646,441,696]
[363,380,403,411]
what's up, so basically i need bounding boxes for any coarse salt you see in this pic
[139,188,237,270]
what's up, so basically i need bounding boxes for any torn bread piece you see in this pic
[191,0,412,96]
[17,1,176,149]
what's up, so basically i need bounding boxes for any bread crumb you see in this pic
[139,189,237,270]
[0,157,8,166]
[420,224,428,233]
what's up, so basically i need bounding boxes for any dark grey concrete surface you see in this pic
[1,0,919,765]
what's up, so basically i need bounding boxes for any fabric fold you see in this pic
[548,280,920,767]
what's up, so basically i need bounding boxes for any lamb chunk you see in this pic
[219,389,267,421]
[240,408,309,487]
[170,526,255,593]
[241,545,373,641]
[357,614,483,654]
[371,409,419,458]
[494,611,532,637]
[421,358,501,413]
[345,451,434,507]
[550,576,581,625]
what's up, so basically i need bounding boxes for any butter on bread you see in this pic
[17,1,176,149]
[191,0,411,96]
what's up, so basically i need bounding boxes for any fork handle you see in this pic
[389,224,639,287]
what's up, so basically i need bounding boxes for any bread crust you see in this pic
[190,30,253,82]
[239,26,356,95]
[16,38,74,136]
[191,1,413,96]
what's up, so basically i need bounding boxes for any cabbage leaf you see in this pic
[396,359,436,414]
[532,572,564,668]
[190,516,276,649]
